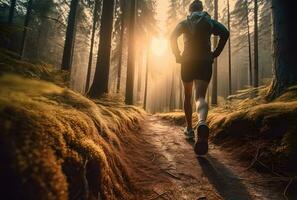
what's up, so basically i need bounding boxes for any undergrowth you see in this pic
[0,51,145,199]
[0,48,69,86]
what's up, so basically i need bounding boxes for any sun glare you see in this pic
[151,37,168,56]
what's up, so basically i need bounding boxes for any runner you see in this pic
[170,0,229,155]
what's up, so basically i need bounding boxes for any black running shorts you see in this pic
[181,60,213,83]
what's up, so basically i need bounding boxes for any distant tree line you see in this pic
[0,0,157,107]
[0,0,296,110]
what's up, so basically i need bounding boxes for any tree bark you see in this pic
[137,50,143,102]
[169,66,176,110]
[88,0,115,98]
[267,0,297,99]
[85,1,100,93]
[143,44,150,110]
[211,0,218,105]
[125,0,136,105]
[116,0,126,93]
[253,0,259,87]
[245,0,253,87]
[20,0,33,59]
[8,0,17,24]
[227,0,232,95]
[61,0,79,71]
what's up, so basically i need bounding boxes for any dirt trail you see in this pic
[129,116,283,200]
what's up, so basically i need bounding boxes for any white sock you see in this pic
[196,98,208,125]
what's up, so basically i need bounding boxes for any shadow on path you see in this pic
[197,155,253,200]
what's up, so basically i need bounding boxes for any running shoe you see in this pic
[194,122,209,155]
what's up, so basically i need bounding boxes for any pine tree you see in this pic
[85,0,101,93]
[167,0,181,110]
[143,36,151,110]
[232,0,253,86]
[116,0,127,94]
[61,0,79,71]
[227,0,232,95]
[8,0,17,24]
[20,0,33,59]
[253,0,259,87]
[246,0,252,86]
[267,0,297,99]
[125,0,137,105]
[88,0,115,98]
[211,0,218,105]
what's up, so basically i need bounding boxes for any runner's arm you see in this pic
[212,20,230,58]
[170,22,185,60]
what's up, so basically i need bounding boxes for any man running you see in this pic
[170,0,229,155]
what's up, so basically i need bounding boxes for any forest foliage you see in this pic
[0,0,292,112]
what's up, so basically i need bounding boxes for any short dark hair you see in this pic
[189,0,203,12]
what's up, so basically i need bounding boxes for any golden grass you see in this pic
[0,48,69,86]
[0,51,145,199]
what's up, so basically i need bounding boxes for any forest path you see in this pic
[131,116,283,200]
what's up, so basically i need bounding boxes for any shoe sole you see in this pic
[194,125,209,156]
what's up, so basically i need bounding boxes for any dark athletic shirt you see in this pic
[171,11,229,62]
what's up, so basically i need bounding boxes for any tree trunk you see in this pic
[137,50,143,102]
[169,66,176,110]
[85,1,100,93]
[61,0,79,71]
[20,0,33,59]
[211,0,218,105]
[245,0,253,86]
[116,1,126,93]
[143,44,150,110]
[253,0,259,87]
[88,0,115,98]
[267,0,297,99]
[8,0,17,24]
[125,0,136,105]
[227,0,232,95]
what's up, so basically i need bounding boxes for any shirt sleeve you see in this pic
[170,21,186,56]
[211,20,230,58]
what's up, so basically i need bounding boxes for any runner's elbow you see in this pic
[225,30,230,40]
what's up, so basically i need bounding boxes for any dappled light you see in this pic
[0,0,297,199]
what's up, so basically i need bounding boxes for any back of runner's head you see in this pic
[189,0,203,13]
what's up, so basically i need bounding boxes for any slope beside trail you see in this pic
[126,116,283,200]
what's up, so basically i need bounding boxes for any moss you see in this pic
[0,74,144,199]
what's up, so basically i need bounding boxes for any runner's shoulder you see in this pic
[179,20,188,27]
[203,11,212,18]
[176,20,188,31]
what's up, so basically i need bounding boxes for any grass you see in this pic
[0,51,145,199]
[158,86,297,176]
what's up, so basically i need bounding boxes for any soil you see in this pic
[125,116,286,200]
